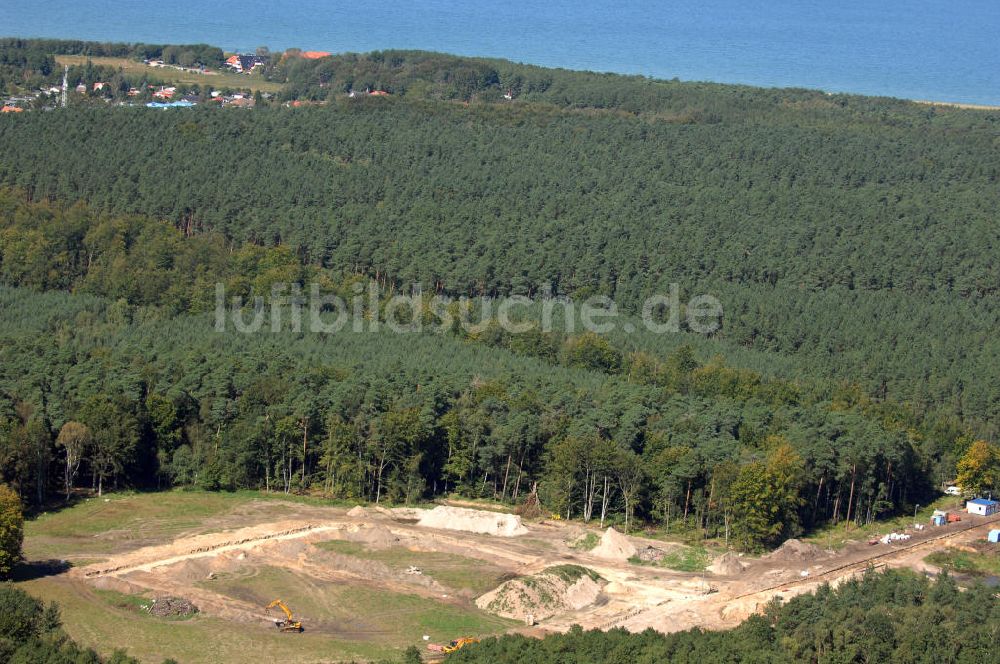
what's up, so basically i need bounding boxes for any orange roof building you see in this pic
[301,51,332,59]
[1,106,24,113]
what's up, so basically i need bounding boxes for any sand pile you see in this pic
[764,539,824,562]
[148,596,198,617]
[590,527,638,561]
[150,553,237,585]
[477,566,604,622]
[417,506,527,537]
[344,523,400,548]
[708,552,748,575]
[389,507,426,521]
[346,505,369,518]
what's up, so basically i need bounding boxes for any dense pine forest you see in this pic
[1,60,998,431]
[0,188,982,551]
[1,41,999,552]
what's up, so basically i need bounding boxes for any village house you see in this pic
[1,105,24,113]
[227,96,255,108]
[225,54,267,73]
[152,86,177,100]
[350,88,390,98]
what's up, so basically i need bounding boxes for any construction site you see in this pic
[18,492,1000,663]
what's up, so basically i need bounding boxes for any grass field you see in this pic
[925,547,1000,577]
[657,546,713,572]
[201,565,512,643]
[20,574,394,663]
[54,55,285,93]
[629,545,713,572]
[24,490,304,560]
[314,540,509,595]
[569,532,599,551]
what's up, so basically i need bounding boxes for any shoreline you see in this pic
[913,99,1000,111]
[14,38,1000,112]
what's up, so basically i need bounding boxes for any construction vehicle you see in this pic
[265,599,303,633]
[444,637,479,653]
[427,636,479,655]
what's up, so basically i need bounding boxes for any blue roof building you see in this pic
[966,498,999,516]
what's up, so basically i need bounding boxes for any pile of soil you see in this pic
[346,505,369,518]
[344,523,400,548]
[637,546,667,563]
[708,552,748,575]
[417,506,528,537]
[148,596,198,617]
[590,527,638,561]
[764,539,824,562]
[476,568,604,622]
[367,505,422,521]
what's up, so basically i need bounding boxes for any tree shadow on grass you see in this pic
[12,559,72,582]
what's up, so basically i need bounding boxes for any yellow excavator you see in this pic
[427,636,479,658]
[265,599,303,633]
[443,637,479,653]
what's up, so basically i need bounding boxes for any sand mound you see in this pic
[590,527,637,561]
[765,539,824,562]
[417,506,527,537]
[709,552,748,575]
[89,576,146,595]
[344,523,400,548]
[346,505,369,518]
[389,507,426,521]
[477,566,604,622]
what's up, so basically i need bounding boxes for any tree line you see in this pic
[0,37,224,69]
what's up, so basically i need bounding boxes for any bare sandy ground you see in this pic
[74,503,1000,642]
[914,100,1000,111]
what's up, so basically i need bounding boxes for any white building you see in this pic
[966,498,999,516]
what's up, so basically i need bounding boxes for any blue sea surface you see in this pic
[4,0,999,105]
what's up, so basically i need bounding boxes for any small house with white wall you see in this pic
[966,498,999,516]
